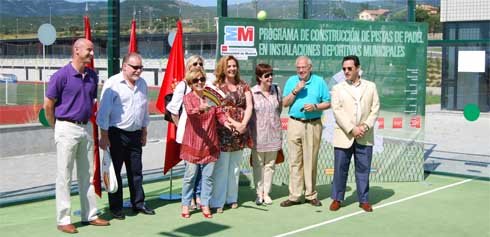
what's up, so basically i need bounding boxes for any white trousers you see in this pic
[209,150,243,208]
[55,120,98,225]
[251,150,277,197]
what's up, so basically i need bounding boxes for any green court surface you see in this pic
[1,174,489,237]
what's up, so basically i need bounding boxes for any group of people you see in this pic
[44,38,379,234]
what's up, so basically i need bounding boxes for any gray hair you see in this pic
[296,56,312,66]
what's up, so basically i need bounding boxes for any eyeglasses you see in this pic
[296,65,310,70]
[191,77,206,84]
[192,62,204,67]
[126,64,144,70]
[263,73,273,78]
[342,67,354,72]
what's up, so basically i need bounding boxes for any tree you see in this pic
[391,9,407,22]
[332,7,347,19]
[415,8,429,22]
[416,8,442,33]
[69,26,81,36]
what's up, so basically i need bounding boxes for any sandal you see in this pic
[196,197,202,209]
[181,206,191,218]
[201,206,212,219]
[190,199,197,210]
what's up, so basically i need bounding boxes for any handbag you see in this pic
[275,149,285,164]
[164,82,188,122]
[249,149,285,166]
[102,149,118,193]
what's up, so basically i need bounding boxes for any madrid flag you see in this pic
[156,20,185,174]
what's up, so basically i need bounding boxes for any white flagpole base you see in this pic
[159,193,181,200]
[159,167,181,200]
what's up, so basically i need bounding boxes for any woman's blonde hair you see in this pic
[185,55,204,72]
[185,68,206,86]
[214,55,241,86]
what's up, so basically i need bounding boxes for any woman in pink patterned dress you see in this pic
[249,63,283,205]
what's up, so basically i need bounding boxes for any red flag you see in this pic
[128,19,138,53]
[84,15,102,197]
[156,20,185,174]
[84,16,94,69]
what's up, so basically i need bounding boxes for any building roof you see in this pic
[359,9,390,17]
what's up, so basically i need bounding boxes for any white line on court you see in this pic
[274,179,472,237]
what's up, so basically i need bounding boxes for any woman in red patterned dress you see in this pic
[180,69,226,218]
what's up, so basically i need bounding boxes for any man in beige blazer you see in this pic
[329,55,380,212]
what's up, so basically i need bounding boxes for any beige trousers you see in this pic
[55,120,98,225]
[251,150,277,197]
[286,118,322,201]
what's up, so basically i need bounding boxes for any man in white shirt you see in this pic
[97,52,155,220]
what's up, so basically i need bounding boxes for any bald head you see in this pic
[122,52,142,65]
[72,38,92,55]
[71,38,94,68]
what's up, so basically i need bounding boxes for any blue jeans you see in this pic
[193,164,203,199]
[181,161,215,207]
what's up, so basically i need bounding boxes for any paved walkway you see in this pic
[0,139,182,205]
[423,104,490,178]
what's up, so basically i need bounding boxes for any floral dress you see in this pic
[216,81,251,152]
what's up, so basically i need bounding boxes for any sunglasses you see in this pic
[342,67,354,72]
[191,77,206,84]
[193,62,204,67]
[263,73,273,78]
[127,64,144,70]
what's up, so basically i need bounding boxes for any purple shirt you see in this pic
[46,63,98,122]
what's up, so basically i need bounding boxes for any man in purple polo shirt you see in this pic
[44,38,109,234]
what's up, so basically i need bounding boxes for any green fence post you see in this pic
[408,0,416,22]
[107,0,120,77]
[218,0,228,17]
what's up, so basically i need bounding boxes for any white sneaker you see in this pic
[263,196,273,205]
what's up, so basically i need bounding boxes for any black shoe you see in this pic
[305,198,323,207]
[111,210,125,220]
[133,205,155,215]
[255,196,263,206]
[280,199,301,207]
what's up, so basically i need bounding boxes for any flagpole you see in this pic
[42,45,46,98]
[157,20,185,201]
[159,166,181,200]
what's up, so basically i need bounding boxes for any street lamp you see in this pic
[16,18,19,38]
